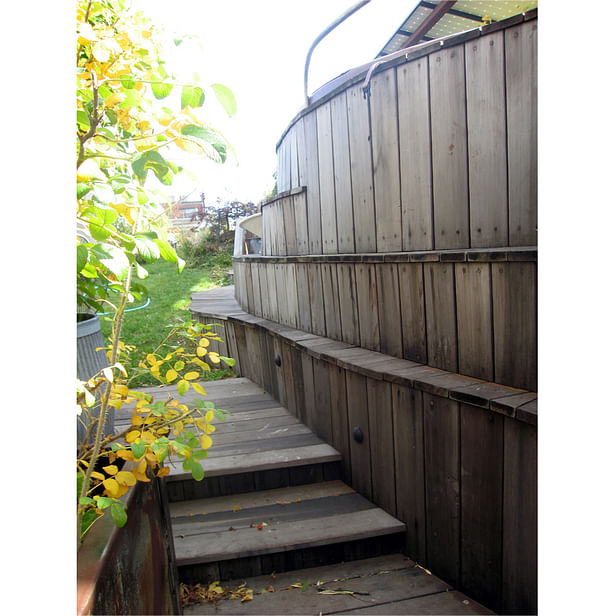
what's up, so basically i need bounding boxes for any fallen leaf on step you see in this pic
[233,505,241,511]
[276,500,291,505]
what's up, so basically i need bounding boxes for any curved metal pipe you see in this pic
[304,0,371,107]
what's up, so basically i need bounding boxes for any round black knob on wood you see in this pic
[274,353,281,367]
[352,426,363,443]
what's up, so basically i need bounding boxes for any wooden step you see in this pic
[172,480,406,584]
[181,553,494,615]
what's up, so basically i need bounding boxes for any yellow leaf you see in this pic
[201,434,213,450]
[206,424,216,434]
[165,369,178,383]
[198,338,210,348]
[157,467,170,478]
[91,471,105,481]
[102,465,118,476]
[131,414,144,426]
[116,449,135,461]
[112,384,129,398]
[126,430,140,443]
[174,360,185,371]
[192,382,207,395]
[205,410,214,422]
[184,371,199,381]
[146,354,157,366]
[102,478,120,497]
[196,346,208,357]
[209,352,221,364]
[115,471,137,486]
[141,430,156,444]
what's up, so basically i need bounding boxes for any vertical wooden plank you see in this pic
[281,342,297,417]
[336,263,360,346]
[397,57,433,251]
[283,195,297,255]
[285,262,298,329]
[272,336,287,407]
[266,263,278,322]
[230,321,248,379]
[261,334,277,399]
[370,69,402,252]
[291,347,307,425]
[295,115,308,187]
[258,264,270,320]
[277,200,287,256]
[355,263,380,351]
[250,262,262,317]
[295,262,312,332]
[506,21,537,246]
[244,261,255,314]
[277,135,290,193]
[303,111,322,254]
[460,404,503,612]
[398,262,427,363]
[244,326,264,385]
[345,371,372,500]
[321,263,342,340]
[293,192,309,255]
[466,32,508,248]
[376,263,403,358]
[424,262,457,372]
[346,84,376,252]
[455,263,494,382]
[307,263,326,337]
[301,353,317,433]
[261,206,270,256]
[392,384,426,563]
[275,263,288,325]
[429,45,469,249]
[423,393,460,587]
[317,102,338,254]
[224,321,241,375]
[288,124,300,190]
[502,417,537,615]
[331,91,355,254]
[312,358,333,444]
[366,379,396,515]
[492,262,537,391]
[329,363,351,484]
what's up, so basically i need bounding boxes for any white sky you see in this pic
[136,0,416,205]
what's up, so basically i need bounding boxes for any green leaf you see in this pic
[99,245,130,281]
[111,502,128,527]
[77,110,91,133]
[190,459,204,481]
[96,496,113,509]
[79,496,96,505]
[77,244,89,274]
[153,238,178,263]
[77,182,92,199]
[211,83,236,117]
[131,442,146,459]
[134,235,160,262]
[151,80,173,99]
[181,85,205,109]
[120,75,136,89]
[132,150,173,185]
[220,356,236,367]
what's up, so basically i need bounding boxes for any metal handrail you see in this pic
[303,0,371,107]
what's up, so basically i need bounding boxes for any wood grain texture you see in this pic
[317,102,338,254]
[321,263,342,340]
[460,404,503,611]
[258,264,270,320]
[370,69,402,252]
[355,263,381,352]
[376,263,403,358]
[283,195,297,255]
[366,379,396,516]
[295,262,312,332]
[303,111,322,254]
[346,84,376,252]
[328,363,351,484]
[301,353,317,433]
[330,91,355,253]
[398,262,427,363]
[288,124,300,190]
[506,21,537,246]
[392,384,426,563]
[429,46,469,249]
[455,263,494,382]
[312,358,333,444]
[423,393,460,587]
[397,58,433,251]
[266,263,278,322]
[285,262,298,328]
[293,191,309,255]
[275,264,289,326]
[250,262,262,317]
[465,32,508,248]
[337,263,360,346]
[424,263,458,372]
[492,262,537,391]
[307,262,326,336]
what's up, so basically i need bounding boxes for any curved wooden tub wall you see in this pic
[236,13,537,392]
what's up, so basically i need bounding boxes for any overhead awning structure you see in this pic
[378,0,538,56]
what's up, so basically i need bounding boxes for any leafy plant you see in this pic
[76,0,237,545]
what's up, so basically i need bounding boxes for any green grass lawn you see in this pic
[100,251,235,386]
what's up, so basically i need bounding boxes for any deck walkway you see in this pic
[119,376,493,615]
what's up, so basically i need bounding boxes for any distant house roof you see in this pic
[378,1,538,56]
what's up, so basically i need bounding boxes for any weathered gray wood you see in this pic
[424,263,458,372]
[328,363,351,484]
[282,195,297,255]
[455,263,494,382]
[370,69,402,252]
[502,417,537,615]
[250,262,262,317]
[346,84,376,252]
[492,262,537,391]
[337,263,360,346]
[429,45,469,249]
[398,262,427,363]
[465,32,508,248]
[301,353,317,433]
[277,134,290,193]
[285,262,298,329]
[423,393,460,587]
[288,123,299,190]
[366,379,396,516]
[321,263,342,340]
[303,111,322,254]
[397,57,433,251]
[271,336,288,407]
[392,384,426,563]
[293,191,309,255]
[274,264,289,326]
[312,358,333,443]
[376,263,403,358]
[460,404,503,611]
[307,263,326,337]
[266,263,278,322]
[244,262,255,313]
[316,101,338,254]
[257,264,270,320]
[244,326,264,386]
[506,21,537,246]
[294,262,312,332]
[330,91,355,253]
[355,263,381,352]
[345,371,372,501]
